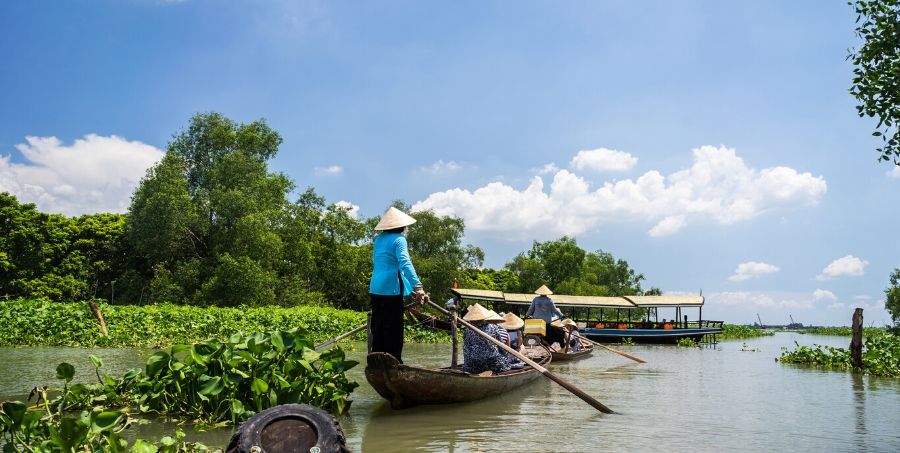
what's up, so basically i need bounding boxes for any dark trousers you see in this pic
[370,294,405,363]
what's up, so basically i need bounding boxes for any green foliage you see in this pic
[676,337,699,348]
[504,236,648,296]
[779,330,900,376]
[619,337,634,345]
[886,268,900,327]
[720,324,774,340]
[0,299,449,348]
[798,326,888,336]
[848,0,900,164]
[61,329,358,423]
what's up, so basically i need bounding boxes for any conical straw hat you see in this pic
[463,303,503,322]
[374,207,417,231]
[485,309,504,323]
[500,312,524,330]
[534,285,553,295]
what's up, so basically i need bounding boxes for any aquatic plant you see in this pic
[619,337,634,345]
[62,329,358,426]
[0,367,212,452]
[0,299,449,348]
[720,324,773,340]
[676,337,699,348]
[778,331,900,377]
[797,326,887,336]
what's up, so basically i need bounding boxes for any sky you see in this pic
[1,0,898,326]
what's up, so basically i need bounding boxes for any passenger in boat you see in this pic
[462,304,511,374]
[368,207,426,364]
[499,312,526,368]
[526,285,565,346]
[561,319,582,352]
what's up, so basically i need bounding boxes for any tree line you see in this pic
[1,113,657,310]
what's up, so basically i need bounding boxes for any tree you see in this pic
[848,0,900,165]
[886,268,900,326]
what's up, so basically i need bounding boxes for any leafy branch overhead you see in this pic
[848,0,900,165]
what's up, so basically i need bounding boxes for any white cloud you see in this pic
[853,295,872,301]
[334,200,359,219]
[709,291,812,309]
[422,160,464,174]
[0,134,164,215]
[888,166,900,178]
[827,302,846,310]
[816,255,868,281]
[532,163,559,175]
[648,215,686,237]
[570,148,638,172]
[413,145,827,237]
[812,289,837,301]
[315,165,343,175]
[728,261,780,282]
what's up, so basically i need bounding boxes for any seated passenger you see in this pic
[499,312,526,368]
[462,304,510,374]
[561,319,582,352]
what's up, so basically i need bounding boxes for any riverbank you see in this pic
[0,299,446,348]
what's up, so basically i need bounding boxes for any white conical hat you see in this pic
[462,303,504,322]
[534,285,553,295]
[500,312,524,330]
[374,207,417,231]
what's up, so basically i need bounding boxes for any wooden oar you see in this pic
[424,297,615,414]
[581,336,646,364]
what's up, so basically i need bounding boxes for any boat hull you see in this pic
[583,327,722,344]
[365,351,549,409]
[549,342,594,362]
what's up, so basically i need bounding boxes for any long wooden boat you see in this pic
[549,338,594,362]
[365,348,551,409]
[582,326,719,344]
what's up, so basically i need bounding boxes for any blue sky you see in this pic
[1,0,898,326]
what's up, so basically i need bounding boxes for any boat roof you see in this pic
[450,288,704,308]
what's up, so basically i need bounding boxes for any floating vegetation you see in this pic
[798,326,888,336]
[739,343,760,352]
[778,331,900,377]
[619,337,634,345]
[0,299,448,348]
[720,325,773,340]
[676,337,699,348]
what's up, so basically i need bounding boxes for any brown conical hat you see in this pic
[561,319,578,329]
[462,303,503,322]
[500,312,524,330]
[374,207,417,231]
[534,285,553,295]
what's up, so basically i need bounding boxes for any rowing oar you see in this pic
[423,296,616,414]
[315,301,419,350]
[581,336,646,364]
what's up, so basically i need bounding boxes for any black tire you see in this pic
[226,404,348,453]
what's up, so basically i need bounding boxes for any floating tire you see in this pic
[226,404,348,453]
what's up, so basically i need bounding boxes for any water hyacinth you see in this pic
[778,331,900,377]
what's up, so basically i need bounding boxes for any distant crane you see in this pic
[756,313,763,327]
[789,314,795,325]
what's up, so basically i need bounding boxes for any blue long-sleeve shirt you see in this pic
[369,232,422,296]
[526,295,564,323]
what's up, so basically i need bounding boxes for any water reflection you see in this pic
[852,373,867,451]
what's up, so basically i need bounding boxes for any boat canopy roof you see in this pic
[450,288,704,308]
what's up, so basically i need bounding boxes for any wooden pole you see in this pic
[317,323,368,350]
[851,308,864,369]
[424,297,616,414]
[450,300,459,369]
[88,301,109,337]
[581,336,647,364]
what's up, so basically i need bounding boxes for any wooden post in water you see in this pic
[88,301,109,337]
[851,308,864,369]
[684,315,688,329]
[450,300,459,369]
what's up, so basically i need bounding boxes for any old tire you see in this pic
[226,404,348,453]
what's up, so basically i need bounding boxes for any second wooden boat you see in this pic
[365,348,551,409]
[549,338,594,362]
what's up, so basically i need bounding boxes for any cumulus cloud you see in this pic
[888,166,900,178]
[0,134,164,215]
[710,291,812,309]
[816,255,868,281]
[315,165,343,175]
[532,163,559,175]
[812,289,837,301]
[570,148,638,172]
[422,160,464,174]
[414,145,826,237]
[334,200,360,218]
[728,261,780,282]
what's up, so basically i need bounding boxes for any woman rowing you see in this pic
[525,284,565,346]
[369,207,426,364]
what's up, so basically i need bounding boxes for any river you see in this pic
[1,333,898,452]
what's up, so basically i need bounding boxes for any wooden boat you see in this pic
[365,348,551,409]
[549,338,594,362]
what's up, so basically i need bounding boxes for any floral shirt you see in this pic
[463,322,510,374]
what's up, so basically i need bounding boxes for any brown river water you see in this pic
[1,333,899,452]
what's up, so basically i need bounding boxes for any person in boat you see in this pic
[462,304,511,374]
[561,319,582,352]
[368,207,426,364]
[499,312,526,368]
[526,285,565,346]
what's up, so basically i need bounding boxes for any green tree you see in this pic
[886,268,900,326]
[848,0,900,164]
